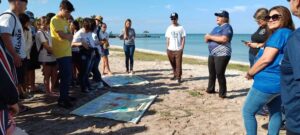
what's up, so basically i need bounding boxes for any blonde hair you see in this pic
[254,8,269,20]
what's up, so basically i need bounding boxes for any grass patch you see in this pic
[188,90,204,97]
[111,47,249,72]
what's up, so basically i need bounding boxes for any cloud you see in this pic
[224,6,247,13]
[165,4,172,10]
[32,0,48,4]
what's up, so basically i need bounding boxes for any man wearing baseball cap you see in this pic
[165,12,186,84]
[204,10,233,98]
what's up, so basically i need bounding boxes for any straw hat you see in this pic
[95,16,103,21]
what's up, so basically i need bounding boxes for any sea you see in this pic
[109,34,252,63]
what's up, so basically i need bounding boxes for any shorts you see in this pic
[27,58,40,70]
[43,61,57,66]
[101,49,109,57]
[16,59,27,85]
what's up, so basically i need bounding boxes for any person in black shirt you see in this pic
[244,8,269,67]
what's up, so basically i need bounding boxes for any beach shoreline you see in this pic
[110,45,249,66]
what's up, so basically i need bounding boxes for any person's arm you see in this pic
[246,42,264,48]
[56,31,73,42]
[205,34,229,44]
[41,41,53,53]
[246,47,279,79]
[166,38,170,49]
[0,34,22,67]
[180,37,185,50]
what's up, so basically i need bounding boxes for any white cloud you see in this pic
[165,4,172,10]
[224,6,247,13]
[32,0,49,4]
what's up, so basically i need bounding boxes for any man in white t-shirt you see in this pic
[165,12,186,84]
[0,0,28,101]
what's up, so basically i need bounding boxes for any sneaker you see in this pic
[205,89,216,94]
[129,70,135,75]
[97,82,104,89]
[219,94,227,99]
[170,76,176,80]
[177,79,182,84]
[57,100,73,109]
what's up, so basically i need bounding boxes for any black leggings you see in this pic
[207,56,231,96]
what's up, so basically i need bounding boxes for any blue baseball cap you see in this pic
[214,10,229,18]
[170,12,178,19]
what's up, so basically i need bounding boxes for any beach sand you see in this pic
[15,48,281,135]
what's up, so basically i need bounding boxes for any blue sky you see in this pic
[1,0,299,34]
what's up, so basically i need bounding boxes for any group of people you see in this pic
[0,0,137,134]
[166,1,300,135]
[0,0,300,135]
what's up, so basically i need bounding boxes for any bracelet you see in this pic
[256,45,259,48]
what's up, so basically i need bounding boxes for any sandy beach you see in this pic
[15,47,279,135]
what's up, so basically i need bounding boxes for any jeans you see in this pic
[249,53,256,68]
[207,56,230,96]
[56,57,72,102]
[91,52,102,82]
[123,45,135,71]
[167,49,183,79]
[287,130,300,135]
[79,53,94,91]
[242,87,282,135]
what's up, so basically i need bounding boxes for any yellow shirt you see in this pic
[50,15,71,58]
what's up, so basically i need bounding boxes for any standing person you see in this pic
[281,0,300,134]
[18,13,32,99]
[244,8,270,117]
[99,23,112,75]
[165,12,186,84]
[25,10,39,93]
[36,16,58,96]
[90,19,104,89]
[0,0,20,134]
[70,20,80,86]
[245,8,269,67]
[72,18,97,93]
[95,16,103,34]
[243,6,295,135]
[119,19,136,74]
[204,10,233,98]
[50,0,75,108]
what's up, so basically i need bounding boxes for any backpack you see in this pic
[30,31,48,69]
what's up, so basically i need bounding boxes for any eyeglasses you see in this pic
[265,14,281,22]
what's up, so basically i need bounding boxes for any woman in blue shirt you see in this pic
[242,6,295,135]
[204,10,233,98]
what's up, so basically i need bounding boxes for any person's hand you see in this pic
[245,72,253,80]
[13,54,22,68]
[9,104,19,116]
[204,34,211,43]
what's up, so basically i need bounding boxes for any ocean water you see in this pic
[109,34,251,63]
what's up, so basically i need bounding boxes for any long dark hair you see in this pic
[19,13,30,31]
[124,19,132,37]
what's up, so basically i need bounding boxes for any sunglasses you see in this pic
[265,14,281,21]
[287,0,290,2]
[171,18,177,20]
